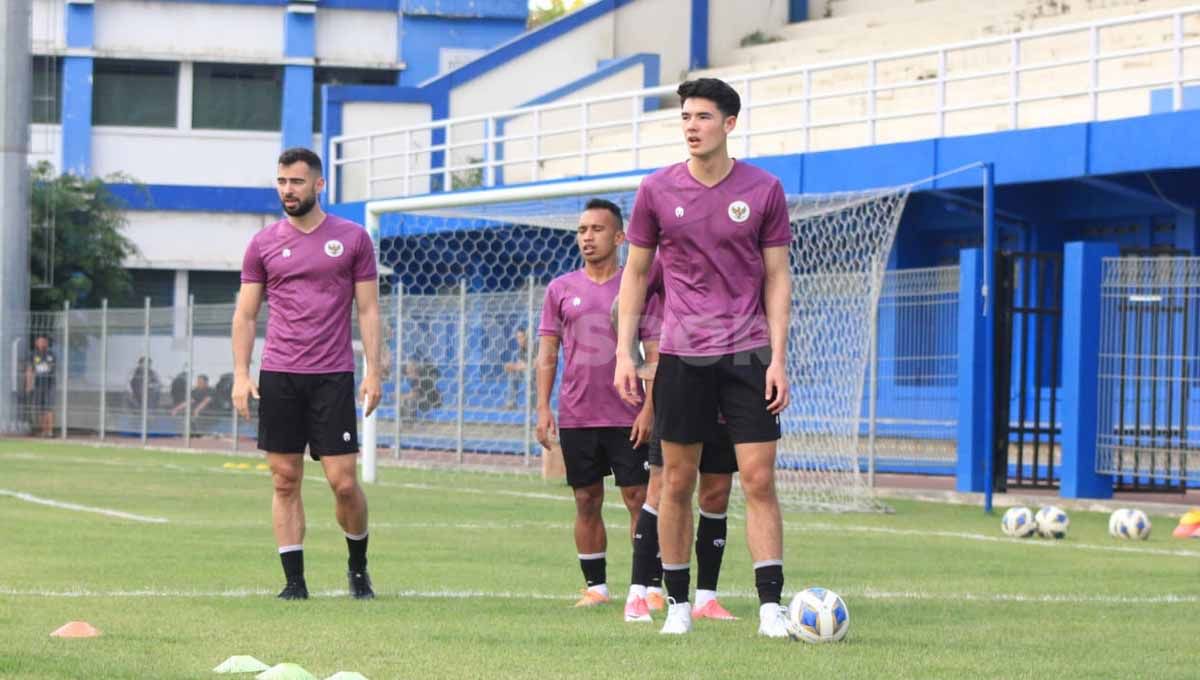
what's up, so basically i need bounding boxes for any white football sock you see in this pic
[695,589,716,608]
[759,602,782,622]
[587,583,609,597]
[627,584,647,601]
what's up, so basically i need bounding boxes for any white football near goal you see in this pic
[1001,506,1036,537]
[1115,508,1151,540]
[1035,505,1070,539]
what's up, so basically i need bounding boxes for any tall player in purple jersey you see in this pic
[232,148,383,601]
[621,258,740,625]
[536,199,656,608]
[614,78,795,637]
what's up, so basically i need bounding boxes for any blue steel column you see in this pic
[61,0,94,175]
[981,163,997,513]
[1059,241,1118,499]
[282,4,315,151]
[956,248,987,492]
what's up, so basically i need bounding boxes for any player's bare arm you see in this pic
[629,339,659,448]
[231,282,264,419]
[763,245,791,415]
[614,244,654,406]
[355,278,383,417]
[535,334,561,449]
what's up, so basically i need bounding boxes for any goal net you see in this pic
[364,176,909,511]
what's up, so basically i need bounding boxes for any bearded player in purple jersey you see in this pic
[536,198,658,608]
[233,148,382,601]
[614,78,795,637]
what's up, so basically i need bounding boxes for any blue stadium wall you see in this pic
[331,108,1200,491]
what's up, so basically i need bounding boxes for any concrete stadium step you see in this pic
[507,1,1192,185]
[703,0,1193,78]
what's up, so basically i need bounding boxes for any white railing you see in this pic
[330,5,1200,203]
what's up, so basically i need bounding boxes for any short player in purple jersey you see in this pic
[536,199,655,608]
[614,78,795,638]
[618,259,740,624]
[232,148,382,601]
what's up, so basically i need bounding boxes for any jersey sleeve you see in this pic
[240,236,267,283]
[537,282,562,338]
[353,228,379,282]
[759,180,793,248]
[625,182,659,249]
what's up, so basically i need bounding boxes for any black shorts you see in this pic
[647,422,738,474]
[558,427,650,489]
[30,382,54,410]
[257,371,358,460]
[653,348,781,445]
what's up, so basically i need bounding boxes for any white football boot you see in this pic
[659,599,693,635]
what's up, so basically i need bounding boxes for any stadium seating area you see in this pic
[519,0,1198,180]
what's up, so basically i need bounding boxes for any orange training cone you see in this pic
[50,621,100,638]
[1172,508,1200,538]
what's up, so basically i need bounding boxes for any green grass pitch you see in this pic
[0,440,1197,679]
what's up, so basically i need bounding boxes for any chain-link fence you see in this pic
[8,263,961,475]
[863,265,960,476]
[1097,257,1200,487]
[373,285,545,466]
[10,299,265,450]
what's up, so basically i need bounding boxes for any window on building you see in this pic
[121,269,176,308]
[193,63,282,132]
[312,67,397,132]
[32,56,62,124]
[93,59,178,128]
[188,271,242,305]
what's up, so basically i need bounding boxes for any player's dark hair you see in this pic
[584,198,623,229]
[197,374,209,383]
[278,147,323,175]
[677,78,741,119]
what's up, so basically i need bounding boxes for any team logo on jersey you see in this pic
[728,200,750,223]
[324,240,344,258]
[343,431,351,442]
[282,248,292,258]
[571,296,582,307]
[675,206,685,218]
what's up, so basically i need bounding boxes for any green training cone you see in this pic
[213,655,271,673]
[256,663,318,680]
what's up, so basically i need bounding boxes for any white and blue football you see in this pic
[788,587,849,643]
[1116,508,1151,540]
[1035,505,1070,539]
[1001,506,1037,538]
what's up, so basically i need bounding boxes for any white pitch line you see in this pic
[0,586,1195,606]
[0,489,168,524]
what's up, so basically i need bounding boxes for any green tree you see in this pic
[28,162,140,311]
[527,0,586,29]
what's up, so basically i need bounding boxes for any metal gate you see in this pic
[1096,257,1198,491]
[993,252,1062,491]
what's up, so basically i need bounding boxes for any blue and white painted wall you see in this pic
[327,0,794,199]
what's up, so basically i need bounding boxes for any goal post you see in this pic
[361,175,910,512]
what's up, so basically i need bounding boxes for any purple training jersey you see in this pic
[626,160,791,357]
[539,268,658,429]
[241,214,378,373]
